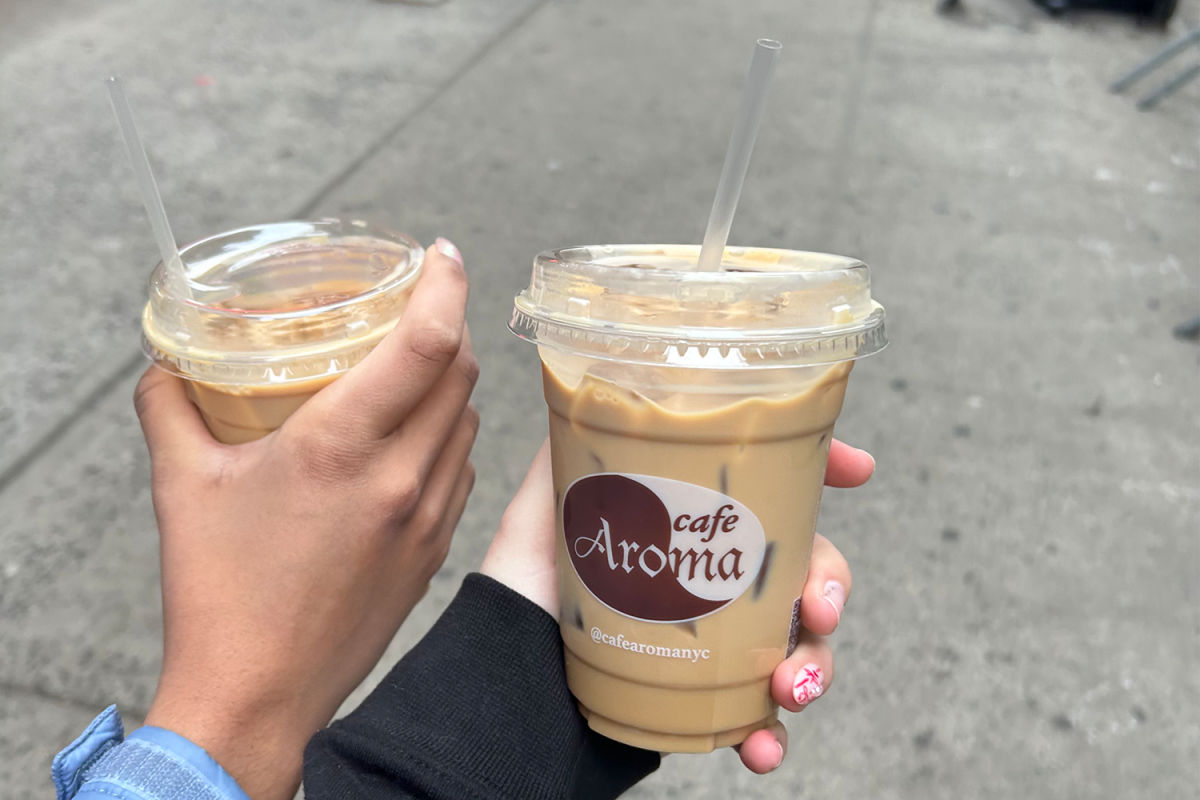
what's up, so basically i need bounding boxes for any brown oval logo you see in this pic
[563,473,766,623]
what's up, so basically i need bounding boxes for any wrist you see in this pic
[480,533,558,615]
[145,679,311,800]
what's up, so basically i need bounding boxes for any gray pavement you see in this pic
[1,0,1197,797]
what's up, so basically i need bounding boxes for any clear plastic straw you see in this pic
[105,76,193,301]
[696,39,782,272]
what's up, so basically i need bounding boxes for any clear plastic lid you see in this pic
[510,245,887,369]
[143,219,423,386]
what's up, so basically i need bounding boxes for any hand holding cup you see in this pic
[138,241,478,800]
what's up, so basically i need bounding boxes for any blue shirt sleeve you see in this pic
[53,707,252,800]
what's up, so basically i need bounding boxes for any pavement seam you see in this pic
[0,0,553,501]
[294,0,553,218]
[0,350,145,498]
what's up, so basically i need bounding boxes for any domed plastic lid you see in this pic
[143,219,423,386]
[510,244,887,369]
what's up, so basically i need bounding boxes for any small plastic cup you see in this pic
[142,219,424,443]
[509,244,886,753]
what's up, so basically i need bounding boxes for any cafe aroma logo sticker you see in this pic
[563,474,766,623]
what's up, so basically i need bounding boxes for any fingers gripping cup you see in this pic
[510,244,886,753]
[142,219,424,443]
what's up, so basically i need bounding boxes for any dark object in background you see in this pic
[1031,0,1178,26]
[1173,314,1200,342]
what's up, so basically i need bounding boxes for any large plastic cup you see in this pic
[509,245,887,753]
[142,219,423,443]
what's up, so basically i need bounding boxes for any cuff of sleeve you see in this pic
[57,717,252,800]
[52,705,124,800]
[306,573,659,800]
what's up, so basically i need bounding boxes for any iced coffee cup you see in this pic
[509,244,886,753]
[142,219,424,443]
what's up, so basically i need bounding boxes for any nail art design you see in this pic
[793,663,824,705]
[822,580,846,623]
[435,237,463,267]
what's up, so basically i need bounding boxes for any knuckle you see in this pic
[456,352,481,387]
[464,404,481,434]
[411,504,443,540]
[460,463,478,499]
[381,474,423,522]
[409,321,462,367]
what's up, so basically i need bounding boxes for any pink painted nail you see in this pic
[435,237,463,267]
[793,663,824,705]
[822,580,845,623]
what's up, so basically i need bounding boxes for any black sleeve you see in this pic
[303,573,661,800]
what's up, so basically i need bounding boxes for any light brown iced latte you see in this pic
[511,245,887,753]
[141,220,423,443]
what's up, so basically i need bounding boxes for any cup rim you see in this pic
[510,244,887,369]
[535,244,866,285]
[149,219,424,321]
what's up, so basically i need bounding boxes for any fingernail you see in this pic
[435,237,463,267]
[772,739,784,769]
[865,451,877,471]
[793,663,824,706]
[822,580,845,622]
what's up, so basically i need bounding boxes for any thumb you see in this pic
[481,438,557,614]
[133,366,217,464]
[495,439,555,554]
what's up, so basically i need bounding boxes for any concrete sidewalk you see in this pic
[1,0,1197,797]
